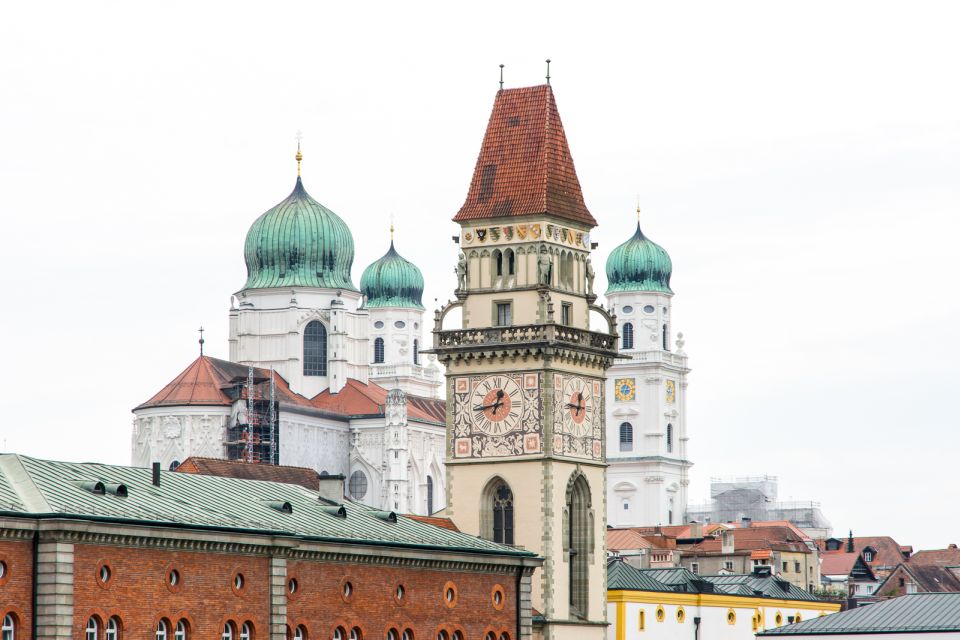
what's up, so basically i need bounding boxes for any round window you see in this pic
[643,305,656,314]
[97,564,111,585]
[168,569,179,586]
[394,321,406,329]
[621,305,633,314]
[234,573,245,591]
[343,581,353,598]
[288,578,298,594]
[374,321,384,329]
[348,471,368,499]
[0,560,6,579]
[396,584,405,600]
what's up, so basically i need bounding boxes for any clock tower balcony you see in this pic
[429,323,619,363]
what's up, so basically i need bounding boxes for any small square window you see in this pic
[561,303,572,326]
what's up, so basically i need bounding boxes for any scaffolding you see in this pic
[224,366,279,464]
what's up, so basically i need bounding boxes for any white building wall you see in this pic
[367,306,442,398]
[605,289,691,527]
[608,600,839,640]
[132,407,231,470]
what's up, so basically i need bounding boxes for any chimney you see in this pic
[318,474,345,503]
[741,516,752,528]
[152,462,161,487]
[722,530,735,554]
[690,521,703,538]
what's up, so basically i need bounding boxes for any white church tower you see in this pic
[604,209,692,527]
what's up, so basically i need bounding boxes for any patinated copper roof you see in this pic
[453,84,596,227]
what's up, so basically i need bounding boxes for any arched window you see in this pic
[426,476,434,515]
[2,614,15,640]
[106,617,120,640]
[493,249,503,277]
[619,422,633,452]
[240,623,252,640]
[222,623,234,640]
[669,497,675,525]
[482,479,514,545]
[639,610,645,630]
[373,337,385,364]
[506,249,515,275]
[86,617,101,640]
[413,339,419,365]
[293,626,305,640]
[175,620,188,640]
[622,323,634,350]
[156,619,169,640]
[303,321,327,376]
[663,323,670,351]
[666,424,674,453]
[565,473,592,615]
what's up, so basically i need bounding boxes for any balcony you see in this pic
[432,323,618,357]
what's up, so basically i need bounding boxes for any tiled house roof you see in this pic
[608,529,655,551]
[453,84,596,227]
[175,457,320,490]
[681,526,812,554]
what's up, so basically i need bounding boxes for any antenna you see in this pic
[499,64,504,90]
[545,59,551,85]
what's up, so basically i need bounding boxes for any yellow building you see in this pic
[433,83,619,640]
[607,559,841,640]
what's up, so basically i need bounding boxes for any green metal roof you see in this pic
[360,240,425,309]
[0,454,533,558]
[608,559,824,603]
[605,222,673,294]
[759,593,960,635]
[242,177,357,291]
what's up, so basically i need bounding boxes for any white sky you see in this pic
[1,2,957,549]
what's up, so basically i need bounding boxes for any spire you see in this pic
[390,213,395,246]
[454,84,596,226]
[295,130,303,176]
[198,326,205,356]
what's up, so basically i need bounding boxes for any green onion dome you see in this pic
[243,177,357,291]
[605,222,673,294]
[360,239,425,309]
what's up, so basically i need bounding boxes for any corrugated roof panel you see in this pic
[759,593,960,635]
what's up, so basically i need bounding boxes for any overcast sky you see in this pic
[1,2,957,549]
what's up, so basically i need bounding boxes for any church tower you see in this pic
[432,84,618,640]
[604,215,691,527]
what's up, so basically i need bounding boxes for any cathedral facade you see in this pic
[132,166,446,516]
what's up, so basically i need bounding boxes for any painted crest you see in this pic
[490,227,501,241]
[503,226,513,240]
[530,224,542,238]
[516,224,528,239]
[476,228,487,242]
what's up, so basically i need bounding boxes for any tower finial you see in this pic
[295,130,303,176]
[499,64,504,90]
[546,59,551,85]
[198,326,205,356]
[390,213,395,243]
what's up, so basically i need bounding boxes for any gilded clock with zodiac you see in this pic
[666,379,676,404]
[470,374,524,435]
[614,378,636,402]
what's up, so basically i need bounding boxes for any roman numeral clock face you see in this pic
[562,376,594,437]
[471,375,523,435]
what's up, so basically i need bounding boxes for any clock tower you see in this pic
[432,84,618,640]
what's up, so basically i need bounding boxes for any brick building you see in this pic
[0,454,539,640]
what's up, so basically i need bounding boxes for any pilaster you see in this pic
[35,540,73,639]
[269,555,287,640]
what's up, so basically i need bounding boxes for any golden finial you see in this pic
[390,213,395,243]
[295,130,303,176]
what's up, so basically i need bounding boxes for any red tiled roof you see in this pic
[453,85,596,227]
[751,549,772,560]
[312,379,446,424]
[135,356,311,410]
[680,526,811,554]
[821,552,861,576]
[406,515,460,532]
[817,536,908,568]
[630,524,725,539]
[911,547,960,566]
[136,358,446,425]
[608,529,655,551]
[737,520,813,541]
[175,456,319,490]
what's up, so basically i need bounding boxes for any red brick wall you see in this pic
[287,559,518,640]
[72,544,271,639]
[0,539,33,637]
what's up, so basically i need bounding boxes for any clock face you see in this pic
[562,377,594,437]
[614,377,636,402]
[470,375,523,435]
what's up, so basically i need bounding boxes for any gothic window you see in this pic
[663,323,670,351]
[506,249,515,275]
[666,424,674,452]
[619,422,633,451]
[413,339,419,365]
[494,249,503,277]
[2,615,15,640]
[482,479,514,545]
[565,473,592,616]
[303,321,327,376]
[426,476,434,515]
[374,337,385,364]
[349,471,368,499]
[622,323,634,349]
